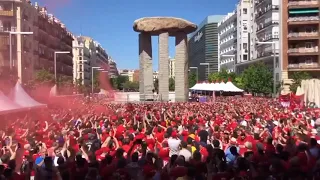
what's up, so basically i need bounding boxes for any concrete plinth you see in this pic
[158,32,169,101]
[139,33,153,100]
[175,33,188,102]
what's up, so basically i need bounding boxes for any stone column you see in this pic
[158,32,169,101]
[175,33,188,102]
[139,33,153,100]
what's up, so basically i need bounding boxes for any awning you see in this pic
[289,9,319,14]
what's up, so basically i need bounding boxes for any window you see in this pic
[243,8,247,14]
[243,55,248,60]
[243,43,248,50]
[276,58,279,68]
[306,57,313,65]
[79,56,82,60]
[305,42,314,48]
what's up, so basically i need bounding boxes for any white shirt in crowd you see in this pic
[179,148,192,162]
[168,137,181,157]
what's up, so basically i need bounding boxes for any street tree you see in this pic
[188,72,197,88]
[289,72,312,93]
[242,62,273,94]
[169,77,175,91]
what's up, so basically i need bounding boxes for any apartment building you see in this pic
[72,36,110,85]
[235,0,280,82]
[188,15,225,80]
[218,11,237,72]
[108,58,119,78]
[236,0,251,65]
[169,57,175,78]
[280,0,320,93]
[0,0,73,83]
[119,69,135,82]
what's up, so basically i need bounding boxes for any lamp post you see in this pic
[91,67,108,94]
[54,51,70,81]
[189,67,198,82]
[9,31,33,69]
[200,63,210,80]
[256,41,277,96]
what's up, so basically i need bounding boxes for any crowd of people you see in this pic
[1,96,320,180]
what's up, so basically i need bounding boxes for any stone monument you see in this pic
[133,17,197,102]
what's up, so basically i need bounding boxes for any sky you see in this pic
[37,0,238,70]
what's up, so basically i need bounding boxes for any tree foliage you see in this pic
[123,81,139,91]
[188,72,197,88]
[241,62,273,94]
[169,78,175,91]
[35,69,54,84]
[289,72,312,93]
[208,68,236,83]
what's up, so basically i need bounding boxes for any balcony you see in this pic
[288,63,320,71]
[255,5,279,20]
[0,27,17,33]
[288,16,319,25]
[255,0,268,8]
[288,32,319,40]
[288,47,319,55]
[288,1,319,9]
[0,10,13,16]
[256,21,279,33]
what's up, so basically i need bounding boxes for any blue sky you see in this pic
[37,0,237,70]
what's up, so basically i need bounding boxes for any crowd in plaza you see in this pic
[1,96,320,180]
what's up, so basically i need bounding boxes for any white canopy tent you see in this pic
[224,81,244,92]
[190,81,243,92]
[10,82,46,108]
[0,91,23,114]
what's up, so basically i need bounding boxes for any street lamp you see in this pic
[200,63,210,79]
[9,31,33,69]
[91,67,108,94]
[256,41,277,96]
[189,67,198,82]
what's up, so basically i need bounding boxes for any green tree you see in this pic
[188,72,197,88]
[289,72,311,93]
[109,77,118,89]
[169,77,175,91]
[208,68,237,83]
[242,62,273,94]
[154,78,158,92]
[234,74,245,89]
[35,69,54,84]
[116,75,129,90]
[123,81,139,91]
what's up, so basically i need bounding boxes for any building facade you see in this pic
[218,11,237,72]
[188,15,225,80]
[236,0,280,79]
[236,0,251,65]
[72,36,111,85]
[108,58,118,78]
[119,69,135,82]
[169,57,175,78]
[0,0,73,83]
[280,0,320,93]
